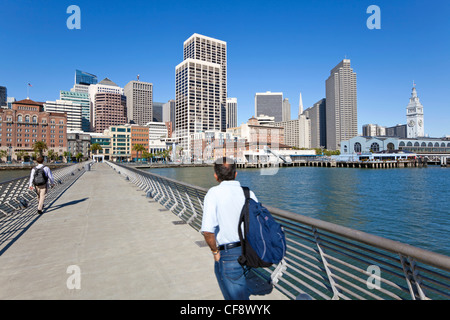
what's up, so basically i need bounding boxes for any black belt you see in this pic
[219,242,241,251]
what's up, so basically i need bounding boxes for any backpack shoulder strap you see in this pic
[238,187,251,240]
[242,186,250,200]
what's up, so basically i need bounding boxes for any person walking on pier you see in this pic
[201,157,259,300]
[28,156,55,214]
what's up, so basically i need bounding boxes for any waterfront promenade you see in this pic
[0,162,286,300]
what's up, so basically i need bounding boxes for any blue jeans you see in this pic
[214,246,250,300]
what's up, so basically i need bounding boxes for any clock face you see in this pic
[408,120,415,127]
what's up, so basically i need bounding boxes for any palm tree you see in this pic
[90,143,102,157]
[132,144,146,162]
[47,149,55,162]
[33,141,48,157]
[15,150,26,161]
[0,150,7,163]
[141,151,151,163]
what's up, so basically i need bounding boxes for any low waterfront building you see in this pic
[227,116,284,148]
[340,135,450,160]
[104,124,131,162]
[89,132,111,161]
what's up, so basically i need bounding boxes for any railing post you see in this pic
[399,254,429,300]
[312,227,340,300]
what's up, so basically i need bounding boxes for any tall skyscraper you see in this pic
[282,98,291,122]
[226,97,238,128]
[298,93,304,117]
[175,34,227,156]
[163,99,176,128]
[183,33,227,131]
[152,102,164,122]
[0,86,7,108]
[406,84,424,138]
[124,80,153,126]
[325,59,357,150]
[255,91,283,122]
[303,98,326,149]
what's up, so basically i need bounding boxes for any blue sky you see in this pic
[1,0,449,137]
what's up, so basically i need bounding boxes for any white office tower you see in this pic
[325,59,357,150]
[406,84,424,138]
[226,97,238,128]
[124,80,153,126]
[255,91,283,122]
[176,34,227,157]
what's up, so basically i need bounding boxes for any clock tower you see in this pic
[406,83,424,138]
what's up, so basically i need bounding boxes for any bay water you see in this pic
[145,165,450,256]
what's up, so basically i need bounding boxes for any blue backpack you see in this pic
[238,187,286,268]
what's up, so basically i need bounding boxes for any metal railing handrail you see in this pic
[0,162,88,218]
[108,161,450,300]
[266,205,450,272]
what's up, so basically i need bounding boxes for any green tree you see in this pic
[75,152,83,162]
[63,151,72,163]
[33,141,48,157]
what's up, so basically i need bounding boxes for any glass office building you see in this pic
[75,70,98,85]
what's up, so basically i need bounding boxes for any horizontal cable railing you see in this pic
[0,162,88,218]
[108,162,450,300]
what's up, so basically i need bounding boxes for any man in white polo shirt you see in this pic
[201,157,258,300]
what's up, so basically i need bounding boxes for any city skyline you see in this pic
[1,0,449,137]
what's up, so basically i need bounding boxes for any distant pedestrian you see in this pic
[201,157,259,300]
[29,156,54,214]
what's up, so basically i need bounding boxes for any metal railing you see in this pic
[0,162,87,218]
[108,162,450,300]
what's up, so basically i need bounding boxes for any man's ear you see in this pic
[214,173,220,182]
[235,171,238,179]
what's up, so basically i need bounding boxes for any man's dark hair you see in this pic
[214,157,236,181]
[36,156,44,164]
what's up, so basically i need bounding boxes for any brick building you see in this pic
[0,99,67,161]
[130,125,149,161]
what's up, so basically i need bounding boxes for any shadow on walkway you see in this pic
[43,197,88,213]
[0,170,85,256]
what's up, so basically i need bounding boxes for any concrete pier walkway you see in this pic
[0,162,286,300]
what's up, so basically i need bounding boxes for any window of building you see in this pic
[354,142,361,153]
[370,142,380,152]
